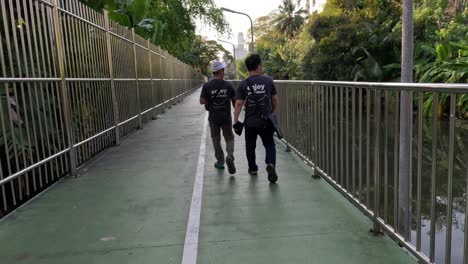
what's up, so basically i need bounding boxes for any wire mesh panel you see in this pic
[67,80,114,164]
[109,25,135,79]
[59,1,114,165]
[0,0,68,217]
[108,19,137,138]
[139,80,153,122]
[57,0,104,27]
[115,80,138,138]
[61,6,108,79]
[150,46,163,110]
[160,50,168,103]
[0,0,203,217]
[135,35,149,72]
[134,36,152,123]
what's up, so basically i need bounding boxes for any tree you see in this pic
[248,12,279,41]
[274,0,308,38]
[80,0,230,71]
[302,0,402,81]
[236,59,248,79]
[182,36,231,76]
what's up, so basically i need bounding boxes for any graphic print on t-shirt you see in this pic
[211,88,229,109]
[236,75,277,127]
[247,84,266,95]
[200,79,235,125]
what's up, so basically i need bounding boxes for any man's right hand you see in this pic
[233,121,244,136]
[233,99,244,124]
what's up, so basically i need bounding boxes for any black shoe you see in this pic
[248,169,258,176]
[214,162,225,170]
[266,164,278,183]
[226,156,236,174]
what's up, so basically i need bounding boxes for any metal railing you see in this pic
[231,80,468,264]
[0,0,204,217]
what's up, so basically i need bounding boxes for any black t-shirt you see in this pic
[236,75,277,127]
[200,79,235,124]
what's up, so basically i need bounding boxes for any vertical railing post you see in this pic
[185,65,187,92]
[177,60,181,99]
[285,85,291,152]
[132,28,142,129]
[104,11,120,145]
[166,54,170,108]
[148,40,156,120]
[172,57,176,104]
[169,56,173,107]
[159,46,165,113]
[464,165,468,264]
[51,0,76,176]
[312,83,320,179]
[372,89,382,234]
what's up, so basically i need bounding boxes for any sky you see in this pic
[196,0,327,54]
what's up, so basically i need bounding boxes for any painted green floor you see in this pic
[0,90,416,264]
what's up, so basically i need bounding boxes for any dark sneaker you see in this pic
[266,164,278,183]
[214,162,225,170]
[248,169,258,176]
[226,156,236,174]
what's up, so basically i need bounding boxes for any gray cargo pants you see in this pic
[209,121,234,164]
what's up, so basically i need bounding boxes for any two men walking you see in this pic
[200,54,279,183]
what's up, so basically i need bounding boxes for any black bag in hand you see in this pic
[266,112,283,139]
[233,121,244,136]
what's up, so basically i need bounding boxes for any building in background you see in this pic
[235,33,248,60]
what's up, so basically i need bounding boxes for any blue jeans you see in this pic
[245,124,276,171]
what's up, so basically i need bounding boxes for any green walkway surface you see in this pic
[0,90,416,264]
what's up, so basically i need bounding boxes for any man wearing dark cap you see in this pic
[233,54,279,183]
[200,61,236,174]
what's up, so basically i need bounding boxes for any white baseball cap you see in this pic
[211,61,227,72]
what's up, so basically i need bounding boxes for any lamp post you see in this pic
[398,0,414,244]
[218,39,237,80]
[220,7,254,54]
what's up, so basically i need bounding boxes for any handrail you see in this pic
[229,79,468,264]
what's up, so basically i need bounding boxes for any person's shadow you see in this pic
[269,183,280,202]
[228,176,236,187]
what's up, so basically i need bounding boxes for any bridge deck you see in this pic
[0,90,415,264]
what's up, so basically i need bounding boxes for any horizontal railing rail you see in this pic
[0,0,204,217]
[231,80,468,264]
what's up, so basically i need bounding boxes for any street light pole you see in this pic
[220,7,254,54]
[398,0,414,242]
[218,39,237,80]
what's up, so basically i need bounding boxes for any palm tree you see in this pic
[274,0,308,39]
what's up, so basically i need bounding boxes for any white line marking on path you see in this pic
[181,112,208,264]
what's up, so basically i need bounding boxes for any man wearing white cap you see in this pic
[200,61,236,174]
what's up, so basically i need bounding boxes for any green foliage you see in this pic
[236,59,248,79]
[182,36,231,76]
[248,12,279,41]
[274,0,308,38]
[460,94,468,114]
[413,3,468,115]
[303,0,402,81]
[80,0,230,71]
[252,0,310,80]
[414,28,468,83]
[0,85,64,175]
[252,0,467,117]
